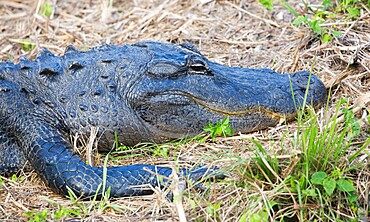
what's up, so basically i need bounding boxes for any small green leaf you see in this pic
[249,210,268,222]
[339,97,349,105]
[298,175,306,189]
[322,0,333,10]
[311,20,323,35]
[302,188,317,197]
[221,117,230,125]
[332,30,342,37]
[323,178,336,196]
[11,174,18,182]
[203,117,234,141]
[20,39,35,51]
[266,200,277,211]
[347,8,360,18]
[239,213,247,222]
[40,3,53,17]
[336,179,356,192]
[322,33,332,43]
[292,16,306,26]
[311,171,328,185]
[259,0,273,10]
[348,192,358,203]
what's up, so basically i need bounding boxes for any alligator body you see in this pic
[0,41,326,198]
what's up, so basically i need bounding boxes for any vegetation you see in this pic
[204,117,235,141]
[193,96,369,221]
[260,0,369,42]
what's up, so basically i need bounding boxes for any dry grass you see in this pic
[0,0,369,221]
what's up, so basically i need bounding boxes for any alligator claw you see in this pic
[164,166,224,200]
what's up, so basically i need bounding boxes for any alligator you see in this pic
[0,41,327,199]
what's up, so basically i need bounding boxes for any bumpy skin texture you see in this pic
[0,41,327,198]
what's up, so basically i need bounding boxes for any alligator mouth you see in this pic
[191,97,296,120]
[148,89,299,120]
[139,90,296,134]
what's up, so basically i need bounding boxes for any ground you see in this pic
[0,0,369,221]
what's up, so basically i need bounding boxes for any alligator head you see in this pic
[130,42,327,142]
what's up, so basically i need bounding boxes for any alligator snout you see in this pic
[289,71,327,107]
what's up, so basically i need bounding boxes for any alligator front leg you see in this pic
[25,126,212,198]
[26,129,208,198]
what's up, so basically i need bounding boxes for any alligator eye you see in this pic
[147,61,187,79]
[187,57,213,76]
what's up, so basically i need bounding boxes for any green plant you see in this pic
[291,95,369,220]
[292,13,342,43]
[230,94,369,221]
[259,0,274,10]
[23,209,48,222]
[250,140,280,183]
[204,117,234,141]
[35,196,84,221]
[152,144,170,158]
[297,97,366,173]
[52,206,82,220]
[39,2,53,17]
[11,174,25,183]
[310,171,357,202]
[260,0,368,42]
[206,201,222,220]
[20,39,35,51]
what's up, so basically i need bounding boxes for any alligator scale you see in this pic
[0,41,326,198]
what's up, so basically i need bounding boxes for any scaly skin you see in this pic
[0,41,326,198]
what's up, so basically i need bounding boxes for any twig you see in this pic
[224,1,280,27]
